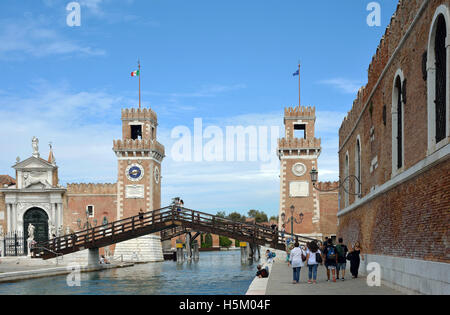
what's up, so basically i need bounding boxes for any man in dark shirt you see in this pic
[256,265,269,278]
[336,237,349,281]
[322,238,338,282]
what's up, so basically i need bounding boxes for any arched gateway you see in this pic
[23,208,49,253]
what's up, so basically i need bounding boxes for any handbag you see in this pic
[301,250,307,262]
[316,252,323,264]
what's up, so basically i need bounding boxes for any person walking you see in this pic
[336,238,348,281]
[289,242,305,284]
[139,208,144,226]
[323,238,338,282]
[347,241,364,279]
[305,241,322,284]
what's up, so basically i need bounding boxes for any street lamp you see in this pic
[281,205,304,240]
[309,167,362,197]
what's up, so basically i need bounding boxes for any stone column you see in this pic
[12,203,17,232]
[51,203,56,227]
[185,233,192,261]
[240,242,248,264]
[57,203,63,228]
[176,239,184,264]
[87,248,100,267]
[6,204,11,233]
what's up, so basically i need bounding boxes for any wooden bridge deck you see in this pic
[32,206,317,260]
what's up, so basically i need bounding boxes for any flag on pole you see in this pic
[131,70,140,77]
[292,69,299,76]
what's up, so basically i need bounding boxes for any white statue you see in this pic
[32,136,39,158]
[28,224,35,240]
[0,225,3,237]
[49,220,56,237]
[23,173,51,189]
[57,226,63,237]
[65,226,71,235]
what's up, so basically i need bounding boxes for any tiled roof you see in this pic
[0,175,16,187]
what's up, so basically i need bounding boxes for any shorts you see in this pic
[337,263,346,271]
[327,265,337,270]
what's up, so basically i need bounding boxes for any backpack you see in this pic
[272,252,276,258]
[336,244,345,258]
[326,246,336,261]
[315,252,323,264]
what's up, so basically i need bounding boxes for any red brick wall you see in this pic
[338,158,450,263]
[337,0,450,263]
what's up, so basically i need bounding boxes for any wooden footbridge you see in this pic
[31,206,317,260]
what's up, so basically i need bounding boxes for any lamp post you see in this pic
[309,167,362,197]
[281,205,304,241]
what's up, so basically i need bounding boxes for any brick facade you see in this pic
[338,0,450,264]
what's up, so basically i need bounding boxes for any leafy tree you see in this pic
[247,209,268,223]
[227,212,246,222]
[201,233,213,248]
[269,216,279,222]
[219,236,232,248]
[216,211,226,218]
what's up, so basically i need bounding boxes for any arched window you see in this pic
[392,70,405,175]
[435,15,447,143]
[355,137,362,197]
[427,6,450,152]
[344,152,349,207]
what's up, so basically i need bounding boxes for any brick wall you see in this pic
[338,158,449,263]
[338,0,450,263]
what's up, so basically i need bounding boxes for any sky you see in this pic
[0,0,399,218]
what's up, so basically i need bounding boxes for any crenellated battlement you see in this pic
[121,107,158,123]
[316,181,340,192]
[67,183,117,195]
[278,137,321,150]
[284,106,316,119]
[339,0,426,143]
[113,139,165,155]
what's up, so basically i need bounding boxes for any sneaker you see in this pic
[332,278,336,282]
[308,280,312,284]
[341,278,345,281]
[313,281,317,284]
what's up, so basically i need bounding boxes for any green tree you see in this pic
[269,216,279,222]
[219,236,232,248]
[247,209,268,223]
[227,212,246,222]
[216,211,226,218]
[201,233,213,248]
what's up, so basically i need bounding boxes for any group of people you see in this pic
[287,237,364,284]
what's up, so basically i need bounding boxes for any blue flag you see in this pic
[293,69,299,76]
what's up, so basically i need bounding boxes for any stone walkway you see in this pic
[266,261,403,295]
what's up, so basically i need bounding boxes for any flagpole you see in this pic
[298,62,301,107]
[138,60,141,109]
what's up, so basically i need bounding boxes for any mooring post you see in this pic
[176,239,184,264]
[240,242,248,264]
[185,233,192,261]
[192,240,199,261]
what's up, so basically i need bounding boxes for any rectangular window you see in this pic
[87,205,94,218]
[131,125,142,140]
[294,124,306,139]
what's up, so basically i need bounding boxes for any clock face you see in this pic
[292,163,307,177]
[126,164,144,182]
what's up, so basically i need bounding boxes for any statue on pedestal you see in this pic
[27,224,35,257]
[32,136,40,158]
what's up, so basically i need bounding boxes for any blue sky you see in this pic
[0,0,398,218]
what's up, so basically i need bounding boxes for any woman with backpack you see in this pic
[305,241,322,284]
[289,242,306,284]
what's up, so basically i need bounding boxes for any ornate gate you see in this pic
[23,208,49,254]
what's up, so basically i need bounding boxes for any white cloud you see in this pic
[0,17,105,59]
[318,78,363,94]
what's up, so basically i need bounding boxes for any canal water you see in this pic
[0,250,259,295]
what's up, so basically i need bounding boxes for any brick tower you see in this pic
[112,107,165,262]
[277,106,323,239]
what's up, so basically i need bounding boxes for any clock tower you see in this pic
[113,107,164,219]
[278,106,323,239]
[112,107,165,262]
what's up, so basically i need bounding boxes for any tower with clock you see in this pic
[277,106,324,239]
[112,107,165,261]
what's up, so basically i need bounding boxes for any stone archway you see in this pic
[23,208,49,251]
